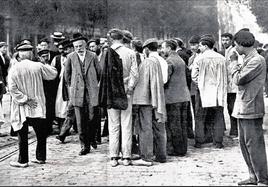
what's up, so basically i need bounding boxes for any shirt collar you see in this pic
[111,43,123,50]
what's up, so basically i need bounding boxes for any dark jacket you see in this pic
[99,47,128,110]
[0,54,10,86]
[164,51,191,104]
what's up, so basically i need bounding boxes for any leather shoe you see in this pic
[91,142,97,149]
[238,178,257,185]
[79,148,90,156]
[194,143,202,148]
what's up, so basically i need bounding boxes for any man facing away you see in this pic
[106,28,139,167]
[191,35,227,149]
[8,43,57,167]
[132,38,167,166]
[161,39,191,156]
[231,30,268,186]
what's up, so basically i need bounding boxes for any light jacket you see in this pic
[191,49,227,107]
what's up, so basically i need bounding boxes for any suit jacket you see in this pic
[65,50,100,107]
[99,47,128,110]
[164,51,191,104]
[0,54,10,85]
[232,49,266,119]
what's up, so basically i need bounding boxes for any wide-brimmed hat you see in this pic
[50,32,65,40]
[70,33,88,43]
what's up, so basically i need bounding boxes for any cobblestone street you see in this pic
[0,94,268,186]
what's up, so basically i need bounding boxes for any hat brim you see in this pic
[70,37,88,43]
[50,35,65,39]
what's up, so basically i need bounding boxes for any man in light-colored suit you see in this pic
[65,33,101,156]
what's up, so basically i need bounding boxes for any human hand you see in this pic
[26,98,38,109]
[230,51,238,62]
[126,87,134,95]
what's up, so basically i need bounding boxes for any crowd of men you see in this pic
[0,27,268,185]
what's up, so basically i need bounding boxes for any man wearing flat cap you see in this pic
[132,38,166,166]
[65,32,101,156]
[230,30,268,186]
[191,34,227,149]
[8,43,57,168]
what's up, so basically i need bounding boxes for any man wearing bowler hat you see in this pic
[8,43,57,167]
[65,33,101,155]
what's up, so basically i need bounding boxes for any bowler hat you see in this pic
[37,49,49,56]
[16,43,33,51]
[51,32,65,40]
[0,42,7,48]
[70,33,88,43]
[142,38,158,48]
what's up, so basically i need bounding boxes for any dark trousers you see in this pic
[59,103,76,138]
[166,102,188,155]
[101,108,109,137]
[238,118,268,184]
[195,105,225,144]
[137,105,167,161]
[186,100,194,138]
[93,107,101,143]
[227,93,238,136]
[194,90,213,143]
[74,105,96,150]
[17,118,47,164]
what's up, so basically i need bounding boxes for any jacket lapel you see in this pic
[85,51,94,74]
[73,53,83,75]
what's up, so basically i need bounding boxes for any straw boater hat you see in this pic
[50,32,65,40]
[15,43,33,51]
[0,42,8,48]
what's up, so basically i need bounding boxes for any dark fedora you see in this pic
[70,33,88,43]
[58,39,73,49]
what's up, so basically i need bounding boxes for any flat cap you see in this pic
[16,43,33,51]
[189,35,201,44]
[142,38,158,48]
[0,42,7,48]
[37,49,50,56]
[234,30,255,47]
[200,35,215,46]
